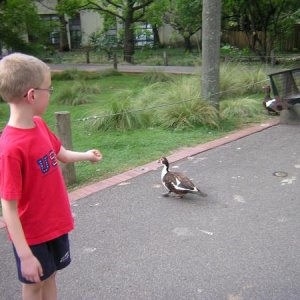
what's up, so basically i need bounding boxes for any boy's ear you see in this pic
[24,88,35,103]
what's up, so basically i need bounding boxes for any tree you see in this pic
[201,0,222,108]
[61,0,157,63]
[223,0,300,61]
[0,0,49,54]
[163,0,202,52]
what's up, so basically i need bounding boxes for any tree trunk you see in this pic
[183,35,192,53]
[59,14,70,51]
[123,6,135,63]
[152,25,161,47]
[201,0,222,108]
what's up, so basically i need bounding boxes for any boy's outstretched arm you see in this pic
[1,199,43,283]
[57,146,102,164]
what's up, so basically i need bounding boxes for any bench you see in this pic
[268,68,300,123]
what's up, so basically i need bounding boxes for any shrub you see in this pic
[219,64,267,98]
[142,71,174,84]
[51,68,120,81]
[54,82,101,106]
[88,100,151,131]
[157,99,219,130]
[220,97,264,125]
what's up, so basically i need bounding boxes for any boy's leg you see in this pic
[22,281,43,300]
[14,234,70,299]
[42,272,57,300]
[22,273,57,300]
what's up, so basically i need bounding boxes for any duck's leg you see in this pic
[162,191,171,197]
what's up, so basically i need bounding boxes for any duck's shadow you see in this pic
[159,192,221,208]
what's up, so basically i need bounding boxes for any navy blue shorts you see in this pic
[13,234,71,284]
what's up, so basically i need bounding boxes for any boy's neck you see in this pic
[8,103,36,129]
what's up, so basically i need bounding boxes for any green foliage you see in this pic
[164,0,202,51]
[0,0,52,53]
[89,31,119,59]
[88,100,151,131]
[56,0,84,17]
[149,75,219,129]
[54,81,101,106]
[219,63,267,98]
[157,99,219,130]
[142,71,174,84]
[51,68,120,81]
[220,97,264,125]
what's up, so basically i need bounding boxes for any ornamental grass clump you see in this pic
[219,63,267,98]
[154,76,219,129]
[88,99,151,131]
[142,70,174,84]
[158,99,219,130]
[52,68,120,81]
[220,97,265,125]
[54,82,101,106]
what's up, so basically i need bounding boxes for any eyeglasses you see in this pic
[34,86,54,94]
[23,86,54,97]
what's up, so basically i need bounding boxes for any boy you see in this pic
[0,53,102,300]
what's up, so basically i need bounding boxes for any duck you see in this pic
[262,85,284,115]
[158,156,207,198]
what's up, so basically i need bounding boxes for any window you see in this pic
[40,14,60,46]
[135,23,153,47]
[69,14,82,49]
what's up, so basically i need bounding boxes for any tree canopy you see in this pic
[164,0,202,52]
[0,0,50,54]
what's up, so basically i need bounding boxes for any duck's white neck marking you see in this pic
[161,164,168,181]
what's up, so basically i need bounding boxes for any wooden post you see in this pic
[113,53,118,70]
[86,49,90,64]
[271,49,276,66]
[163,50,168,66]
[55,112,77,185]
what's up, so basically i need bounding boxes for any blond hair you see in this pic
[0,53,50,103]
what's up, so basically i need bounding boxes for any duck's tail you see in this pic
[195,188,207,197]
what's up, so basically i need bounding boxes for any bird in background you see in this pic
[262,85,284,115]
[158,156,207,198]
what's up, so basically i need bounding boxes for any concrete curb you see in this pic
[0,119,280,230]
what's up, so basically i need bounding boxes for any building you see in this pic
[35,0,104,49]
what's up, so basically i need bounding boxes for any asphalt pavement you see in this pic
[1,122,300,300]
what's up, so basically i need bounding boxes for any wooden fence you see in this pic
[222,26,300,51]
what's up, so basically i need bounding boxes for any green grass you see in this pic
[0,65,274,193]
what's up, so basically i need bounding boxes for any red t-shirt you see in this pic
[0,116,74,245]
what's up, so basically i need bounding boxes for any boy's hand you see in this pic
[21,254,44,283]
[86,149,102,163]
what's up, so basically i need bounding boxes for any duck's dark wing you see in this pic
[171,171,197,191]
[163,172,180,192]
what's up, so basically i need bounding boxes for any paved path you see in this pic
[1,120,300,300]
[49,63,198,74]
